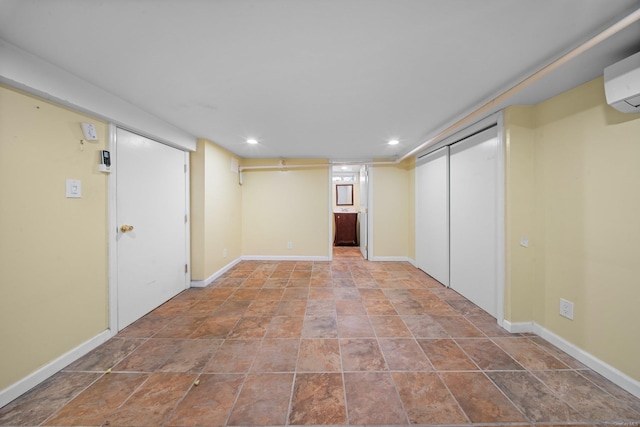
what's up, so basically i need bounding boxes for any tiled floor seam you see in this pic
[478,369,530,423]
[160,375,199,427]
[338,271,350,426]
[284,371,298,426]
[161,325,232,426]
[370,318,410,425]
[574,370,640,418]
[402,318,437,371]
[529,368,640,422]
[433,368,473,424]
[230,267,291,426]
[36,372,106,427]
[101,371,153,427]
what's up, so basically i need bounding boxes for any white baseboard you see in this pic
[502,320,640,399]
[0,329,113,408]
[502,320,535,334]
[190,257,242,288]
[370,256,413,262]
[241,255,331,262]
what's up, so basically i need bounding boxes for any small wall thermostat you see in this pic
[99,150,111,173]
[81,122,98,141]
[100,150,111,167]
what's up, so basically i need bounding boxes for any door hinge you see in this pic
[185,264,188,273]
[184,164,187,173]
[184,214,188,223]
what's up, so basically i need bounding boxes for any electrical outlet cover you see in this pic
[560,298,574,320]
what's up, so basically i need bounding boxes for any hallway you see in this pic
[1,250,639,426]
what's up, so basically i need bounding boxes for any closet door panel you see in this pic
[449,128,498,317]
[415,146,449,286]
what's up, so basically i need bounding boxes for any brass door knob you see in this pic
[120,225,134,233]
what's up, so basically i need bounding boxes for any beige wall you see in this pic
[241,160,330,257]
[504,106,539,323]
[0,86,109,391]
[504,77,640,381]
[406,158,416,261]
[190,139,243,281]
[372,162,411,258]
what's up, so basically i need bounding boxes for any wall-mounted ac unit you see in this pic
[604,51,640,113]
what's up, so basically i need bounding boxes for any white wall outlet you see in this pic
[223,248,228,258]
[560,298,574,320]
[287,242,293,250]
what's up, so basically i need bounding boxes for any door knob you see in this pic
[120,225,134,233]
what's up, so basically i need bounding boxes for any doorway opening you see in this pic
[333,246,364,259]
[331,165,369,260]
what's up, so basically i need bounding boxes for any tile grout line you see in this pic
[366,266,414,425]
[36,371,105,427]
[430,330,477,424]
[573,369,640,417]
[221,265,271,427]
[163,278,236,427]
[338,264,360,426]
[283,263,306,427]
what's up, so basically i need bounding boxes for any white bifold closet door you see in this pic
[415,146,449,286]
[449,127,499,317]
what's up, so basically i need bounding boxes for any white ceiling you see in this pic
[1,0,639,159]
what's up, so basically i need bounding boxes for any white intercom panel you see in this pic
[81,122,98,141]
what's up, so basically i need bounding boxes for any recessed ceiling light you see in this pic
[246,138,258,145]
[388,139,399,146]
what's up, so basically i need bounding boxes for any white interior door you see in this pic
[116,128,188,330]
[449,127,498,317]
[415,146,449,286]
[359,165,369,259]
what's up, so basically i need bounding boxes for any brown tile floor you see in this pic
[2,247,640,426]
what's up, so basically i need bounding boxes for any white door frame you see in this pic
[108,123,118,333]
[107,123,191,333]
[358,165,369,259]
[365,166,374,261]
[327,167,334,260]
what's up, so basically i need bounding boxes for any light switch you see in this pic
[66,179,82,198]
[520,238,529,248]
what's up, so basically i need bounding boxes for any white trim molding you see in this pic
[190,257,243,288]
[0,330,113,408]
[502,320,535,334]
[502,320,640,399]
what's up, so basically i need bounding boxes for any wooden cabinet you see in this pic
[334,213,358,246]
